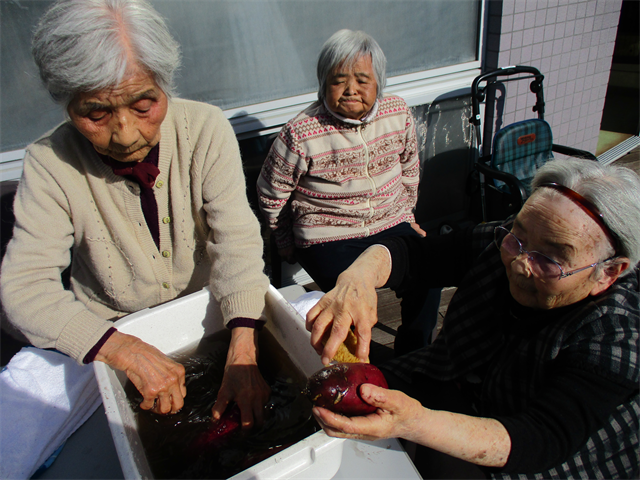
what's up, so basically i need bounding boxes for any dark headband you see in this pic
[539,182,619,253]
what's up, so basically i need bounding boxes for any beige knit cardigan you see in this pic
[0,98,269,363]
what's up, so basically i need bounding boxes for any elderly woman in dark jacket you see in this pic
[307,158,639,479]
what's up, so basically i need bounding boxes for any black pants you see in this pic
[295,223,441,355]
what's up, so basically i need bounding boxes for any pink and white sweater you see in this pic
[257,94,420,248]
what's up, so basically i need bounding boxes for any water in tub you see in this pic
[124,329,318,479]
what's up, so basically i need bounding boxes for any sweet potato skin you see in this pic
[306,363,388,416]
[190,404,242,453]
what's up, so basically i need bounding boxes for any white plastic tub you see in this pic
[94,285,420,480]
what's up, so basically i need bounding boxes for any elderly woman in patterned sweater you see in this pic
[1,0,270,428]
[307,159,639,479]
[257,29,440,357]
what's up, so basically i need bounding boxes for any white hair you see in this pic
[531,158,640,270]
[32,0,180,106]
[316,29,387,102]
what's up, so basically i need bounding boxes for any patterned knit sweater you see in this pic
[0,99,269,364]
[256,94,419,248]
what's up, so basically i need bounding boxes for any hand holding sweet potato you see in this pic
[305,363,388,416]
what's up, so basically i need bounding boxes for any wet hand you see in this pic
[95,331,186,415]
[211,327,270,429]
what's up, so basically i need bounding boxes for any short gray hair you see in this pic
[531,158,640,270]
[32,0,180,106]
[316,29,386,103]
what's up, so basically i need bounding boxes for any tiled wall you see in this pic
[484,0,622,155]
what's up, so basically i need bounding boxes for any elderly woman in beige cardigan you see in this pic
[0,0,269,428]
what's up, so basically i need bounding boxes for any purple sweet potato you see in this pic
[190,404,241,452]
[306,363,388,416]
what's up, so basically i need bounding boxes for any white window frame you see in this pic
[0,150,26,183]
[233,61,482,139]
[1,2,485,181]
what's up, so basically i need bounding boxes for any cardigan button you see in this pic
[162,282,170,289]
[162,250,171,258]
[156,180,164,188]
[162,216,171,224]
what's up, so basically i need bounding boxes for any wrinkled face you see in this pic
[502,192,612,309]
[325,54,378,120]
[67,68,168,163]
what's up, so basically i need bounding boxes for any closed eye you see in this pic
[132,99,153,113]
[87,109,109,121]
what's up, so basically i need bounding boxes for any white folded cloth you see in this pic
[289,290,324,319]
[0,347,101,479]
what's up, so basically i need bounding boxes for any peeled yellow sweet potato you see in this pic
[323,328,368,364]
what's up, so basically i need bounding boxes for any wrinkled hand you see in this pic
[306,272,378,365]
[312,384,424,442]
[314,384,512,467]
[211,327,270,430]
[410,222,427,237]
[306,246,391,365]
[95,331,186,415]
[278,246,296,264]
